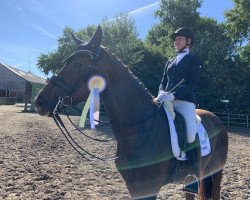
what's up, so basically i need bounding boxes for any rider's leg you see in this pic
[172,100,200,194]
[171,100,197,143]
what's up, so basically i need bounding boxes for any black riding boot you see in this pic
[183,140,201,195]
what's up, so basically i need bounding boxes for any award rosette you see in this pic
[88,75,106,92]
[79,75,106,129]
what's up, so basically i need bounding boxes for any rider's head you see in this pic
[171,27,194,52]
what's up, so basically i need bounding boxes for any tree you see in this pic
[36,14,143,75]
[224,0,250,43]
[224,0,250,113]
[101,14,144,68]
[224,0,250,69]
[132,43,167,96]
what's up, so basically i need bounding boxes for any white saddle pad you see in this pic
[163,109,211,161]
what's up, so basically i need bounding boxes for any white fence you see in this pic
[214,112,250,128]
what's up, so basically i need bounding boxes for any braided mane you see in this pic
[102,46,153,100]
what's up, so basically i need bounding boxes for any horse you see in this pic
[35,25,228,200]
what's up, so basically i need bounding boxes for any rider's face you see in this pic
[174,36,190,51]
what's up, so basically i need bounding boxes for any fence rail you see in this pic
[214,112,250,128]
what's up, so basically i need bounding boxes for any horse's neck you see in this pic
[100,57,155,129]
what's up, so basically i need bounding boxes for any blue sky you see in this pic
[0,0,233,79]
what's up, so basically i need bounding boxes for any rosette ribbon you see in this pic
[79,75,106,129]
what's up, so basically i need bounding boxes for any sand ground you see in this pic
[0,104,249,199]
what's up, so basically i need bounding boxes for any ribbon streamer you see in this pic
[89,90,95,129]
[89,88,100,129]
[93,88,100,125]
[79,88,100,129]
[79,90,93,128]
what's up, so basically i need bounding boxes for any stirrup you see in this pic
[182,174,199,195]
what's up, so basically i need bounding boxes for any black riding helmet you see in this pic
[171,27,194,44]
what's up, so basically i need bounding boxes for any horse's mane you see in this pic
[102,46,153,100]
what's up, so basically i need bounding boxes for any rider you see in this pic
[154,27,202,194]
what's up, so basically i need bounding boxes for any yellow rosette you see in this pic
[88,75,106,92]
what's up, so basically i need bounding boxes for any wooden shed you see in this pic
[0,62,46,105]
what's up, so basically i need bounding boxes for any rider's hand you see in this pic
[153,90,175,103]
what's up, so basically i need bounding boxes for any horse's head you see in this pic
[35,25,105,116]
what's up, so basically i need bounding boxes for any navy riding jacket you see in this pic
[159,53,202,104]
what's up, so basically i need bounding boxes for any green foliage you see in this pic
[156,0,202,30]
[132,44,167,96]
[238,43,250,66]
[223,0,250,113]
[224,0,250,67]
[145,23,175,58]
[101,14,144,68]
[36,14,144,75]
[224,0,250,42]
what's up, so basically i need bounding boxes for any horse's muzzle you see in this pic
[34,96,54,117]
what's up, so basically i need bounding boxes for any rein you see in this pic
[53,106,117,161]
[52,97,162,161]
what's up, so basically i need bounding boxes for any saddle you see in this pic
[162,102,211,160]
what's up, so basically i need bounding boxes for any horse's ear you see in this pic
[71,32,83,46]
[88,25,103,50]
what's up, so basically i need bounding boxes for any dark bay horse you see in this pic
[35,25,228,200]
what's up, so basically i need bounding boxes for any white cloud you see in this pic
[128,2,159,16]
[33,25,58,40]
[107,1,159,22]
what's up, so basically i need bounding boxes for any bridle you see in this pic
[49,47,162,162]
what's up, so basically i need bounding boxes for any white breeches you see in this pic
[171,100,197,143]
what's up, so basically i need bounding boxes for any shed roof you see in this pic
[0,63,46,85]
